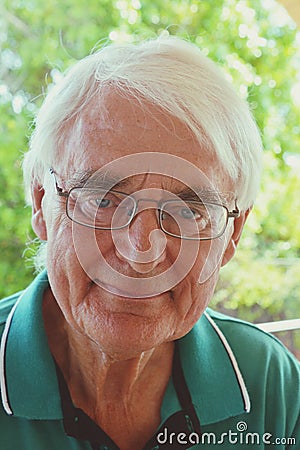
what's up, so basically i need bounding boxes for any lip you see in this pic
[94,279,171,299]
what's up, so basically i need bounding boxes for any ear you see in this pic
[221,208,252,267]
[31,183,47,241]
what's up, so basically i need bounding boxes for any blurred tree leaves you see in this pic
[0,0,299,347]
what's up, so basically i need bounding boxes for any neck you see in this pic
[42,290,174,450]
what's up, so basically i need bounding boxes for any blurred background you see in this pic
[0,0,299,356]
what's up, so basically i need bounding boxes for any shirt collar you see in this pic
[0,270,62,419]
[1,271,250,425]
[175,311,250,425]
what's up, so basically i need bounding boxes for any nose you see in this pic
[114,208,167,273]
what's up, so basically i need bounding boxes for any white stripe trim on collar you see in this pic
[204,311,251,413]
[0,293,25,415]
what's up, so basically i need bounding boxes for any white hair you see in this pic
[24,35,262,207]
[23,35,263,268]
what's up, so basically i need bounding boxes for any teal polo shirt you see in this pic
[0,270,299,449]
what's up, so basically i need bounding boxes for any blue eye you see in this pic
[179,207,199,219]
[95,198,112,208]
[161,203,203,221]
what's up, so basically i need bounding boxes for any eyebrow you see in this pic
[65,170,231,204]
[66,170,132,190]
[174,187,230,204]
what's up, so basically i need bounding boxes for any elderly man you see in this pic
[0,36,299,450]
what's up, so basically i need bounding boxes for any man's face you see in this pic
[34,89,244,359]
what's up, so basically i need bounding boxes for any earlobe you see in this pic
[221,208,252,267]
[31,183,47,241]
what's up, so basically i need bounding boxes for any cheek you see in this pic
[45,217,92,298]
[46,218,75,265]
[71,227,117,275]
[45,229,93,326]
[194,235,230,284]
[170,272,219,340]
[170,239,227,338]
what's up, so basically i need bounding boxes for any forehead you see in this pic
[57,87,230,192]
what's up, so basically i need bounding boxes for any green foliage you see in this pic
[0,0,299,351]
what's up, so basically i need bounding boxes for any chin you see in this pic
[84,311,175,359]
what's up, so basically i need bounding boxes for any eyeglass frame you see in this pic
[49,168,240,241]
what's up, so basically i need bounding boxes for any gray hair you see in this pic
[23,35,263,268]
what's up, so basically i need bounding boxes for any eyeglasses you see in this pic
[49,169,240,241]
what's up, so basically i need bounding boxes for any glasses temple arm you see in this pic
[49,168,68,197]
[228,200,240,218]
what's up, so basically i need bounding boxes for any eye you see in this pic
[79,192,120,215]
[162,202,204,221]
[95,197,113,208]
[91,191,122,209]
[179,206,201,220]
